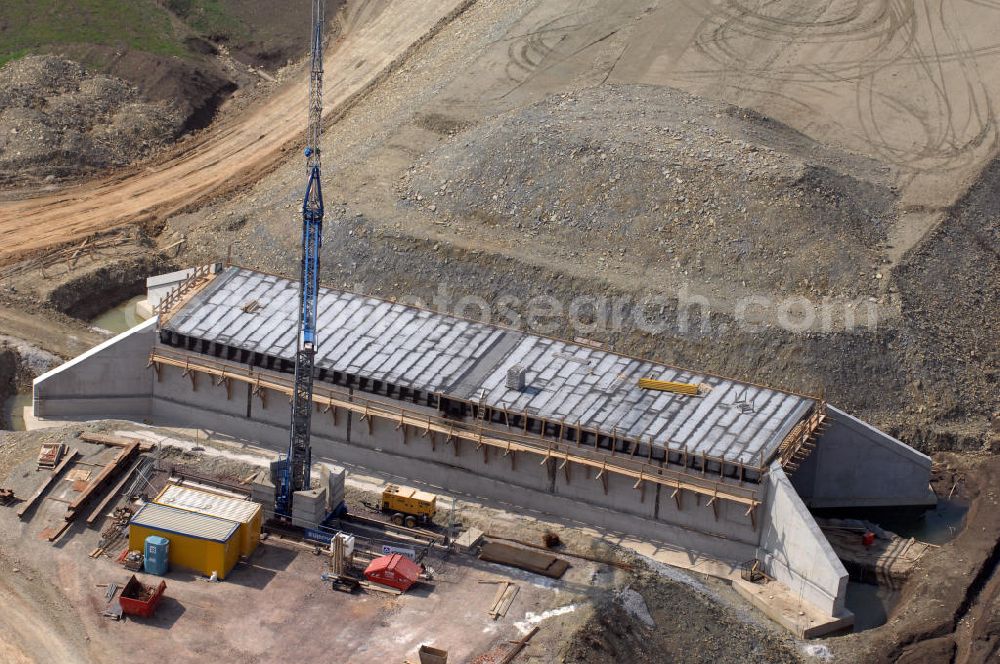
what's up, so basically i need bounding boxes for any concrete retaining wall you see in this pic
[758,462,848,617]
[791,406,935,508]
[32,318,156,420]
[147,361,758,562]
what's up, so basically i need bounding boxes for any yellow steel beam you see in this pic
[637,378,699,395]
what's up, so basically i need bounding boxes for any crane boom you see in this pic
[277,0,326,517]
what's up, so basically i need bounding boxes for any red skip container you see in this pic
[118,575,167,618]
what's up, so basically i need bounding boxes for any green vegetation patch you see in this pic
[0,0,189,64]
[165,0,249,43]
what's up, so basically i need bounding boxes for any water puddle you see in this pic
[89,294,147,335]
[845,581,900,632]
[867,498,969,545]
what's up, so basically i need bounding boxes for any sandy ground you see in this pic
[4,0,1000,267]
[0,0,474,263]
[0,426,802,663]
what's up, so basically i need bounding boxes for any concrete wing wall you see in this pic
[791,406,935,509]
[33,318,156,420]
[758,462,848,617]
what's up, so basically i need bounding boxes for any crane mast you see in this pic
[277,0,326,517]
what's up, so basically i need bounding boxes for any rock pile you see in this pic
[401,85,897,297]
[0,56,183,186]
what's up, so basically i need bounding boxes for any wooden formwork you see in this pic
[148,348,764,514]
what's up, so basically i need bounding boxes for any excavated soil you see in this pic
[405,85,897,298]
[44,252,174,320]
[563,563,800,663]
[0,346,15,429]
[0,56,184,186]
[825,453,1000,664]
[56,44,237,134]
[165,0,347,70]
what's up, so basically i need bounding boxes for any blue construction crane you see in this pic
[276,0,326,518]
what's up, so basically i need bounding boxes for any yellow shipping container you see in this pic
[154,484,262,557]
[129,502,241,580]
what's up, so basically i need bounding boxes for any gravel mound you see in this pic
[0,56,184,186]
[403,85,897,297]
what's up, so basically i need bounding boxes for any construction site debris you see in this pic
[453,527,484,553]
[418,644,449,664]
[819,519,934,586]
[484,581,519,620]
[118,575,167,619]
[37,443,65,469]
[62,441,140,524]
[486,534,631,572]
[17,448,79,519]
[120,550,144,572]
[478,541,569,579]
[79,432,156,453]
[500,626,539,664]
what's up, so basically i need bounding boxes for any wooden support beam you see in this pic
[634,471,647,502]
[214,372,232,400]
[707,494,719,521]
[79,433,154,453]
[252,379,267,408]
[66,442,140,518]
[499,626,539,664]
[146,350,764,510]
[85,457,144,526]
[18,450,79,519]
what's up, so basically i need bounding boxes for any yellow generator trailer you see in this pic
[381,484,436,527]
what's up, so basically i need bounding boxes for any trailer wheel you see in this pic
[404,515,417,528]
[391,513,404,525]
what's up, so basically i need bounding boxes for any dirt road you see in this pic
[0,0,472,265]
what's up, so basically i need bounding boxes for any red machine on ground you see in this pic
[363,554,421,592]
